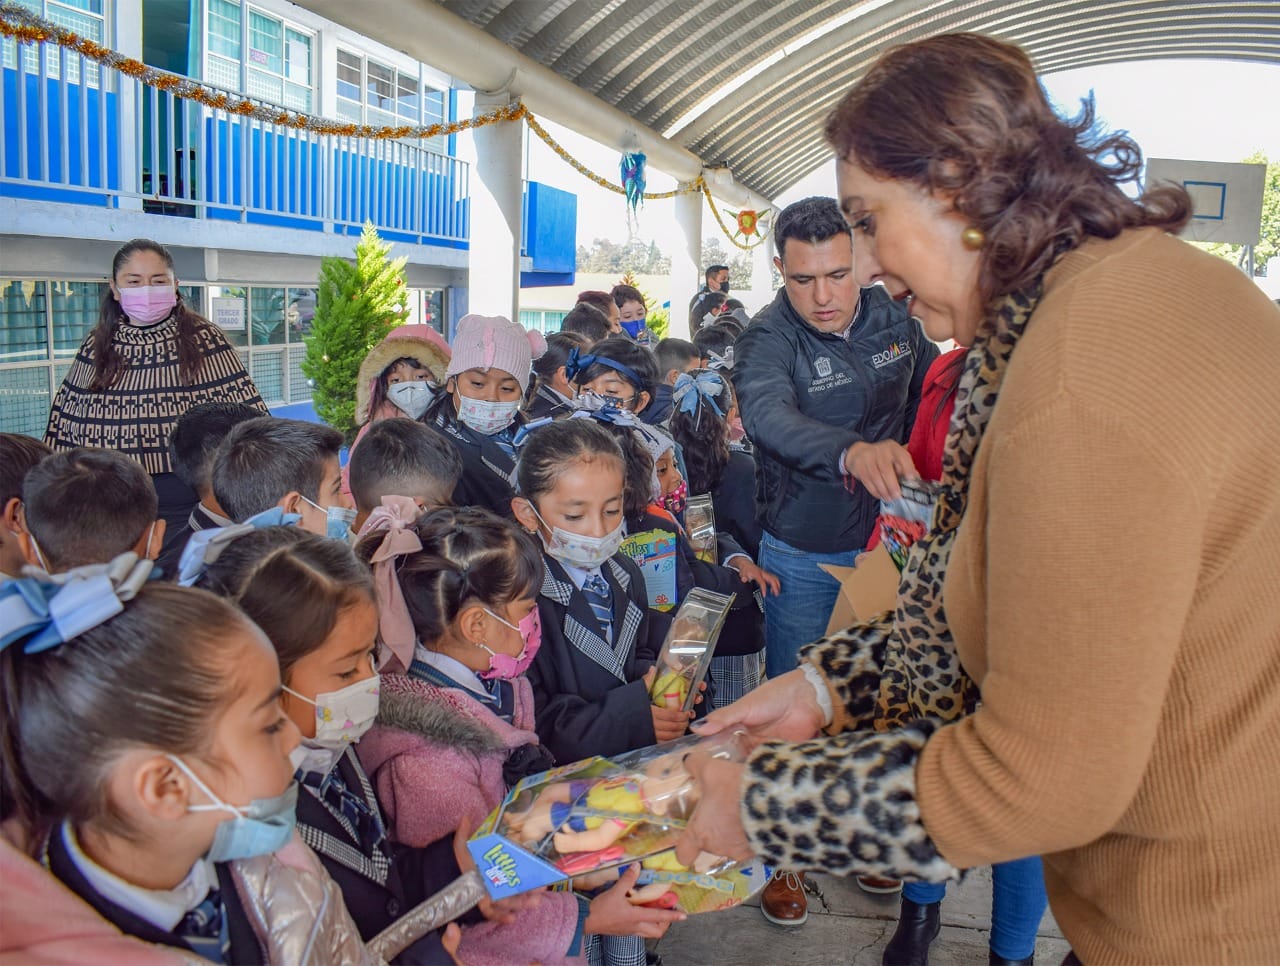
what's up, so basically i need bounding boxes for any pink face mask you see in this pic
[478,606,542,679]
[117,285,177,326]
[661,478,689,515]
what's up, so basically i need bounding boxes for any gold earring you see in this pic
[961,227,986,250]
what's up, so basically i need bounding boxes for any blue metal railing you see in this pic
[1,46,470,247]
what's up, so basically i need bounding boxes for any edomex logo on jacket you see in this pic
[871,339,913,369]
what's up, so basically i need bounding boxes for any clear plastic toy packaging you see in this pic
[465,730,766,912]
[683,494,718,564]
[647,587,733,711]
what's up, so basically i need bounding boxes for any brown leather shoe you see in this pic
[857,875,903,894]
[760,870,808,926]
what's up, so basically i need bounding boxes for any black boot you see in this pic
[988,952,1033,965]
[881,898,941,966]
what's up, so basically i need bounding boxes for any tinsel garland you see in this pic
[0,0,771,248]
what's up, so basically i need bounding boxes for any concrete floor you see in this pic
[652,867,1071,965]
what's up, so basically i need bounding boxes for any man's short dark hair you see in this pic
[774,196,851,259]
[169,401,265,496]
[704,264,728,282]
[559,303,610,343]
[0,434,52,505]
[348,419,462,513]
[655,338,701,376]
[23,447,157,569]
[212,417,343,523]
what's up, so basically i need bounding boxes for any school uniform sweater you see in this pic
[422,407,518,518]
[295,746,463,964]
[528,553,668,764]
[44,317,266,474]
[913,229,1280,961]
[711,449,763,560]
[525,383,576,421]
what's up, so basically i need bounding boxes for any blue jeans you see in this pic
[903,856,1047,960]
[758,531,860,679]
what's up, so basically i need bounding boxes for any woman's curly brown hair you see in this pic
[824,33,1191,308]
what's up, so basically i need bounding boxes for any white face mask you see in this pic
[386,380,435,420]
[529,504,625,571]
[456,395,521,436]
[283,674,380,777]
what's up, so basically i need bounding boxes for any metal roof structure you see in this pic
[435,1,1280,199]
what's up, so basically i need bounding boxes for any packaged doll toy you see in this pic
[683,494,718,564]
[366,732,765,960]
[647,588,733,712]
[469,731,751,897]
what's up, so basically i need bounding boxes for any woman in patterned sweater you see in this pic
[44,239,266,536]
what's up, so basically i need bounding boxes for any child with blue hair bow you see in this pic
[0,553,373,963]
[668,369,776,705]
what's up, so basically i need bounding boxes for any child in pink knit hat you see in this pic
[423,315,546,518]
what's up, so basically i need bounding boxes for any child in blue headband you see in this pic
[567,337,661,418]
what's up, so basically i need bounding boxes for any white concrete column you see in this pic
[668,188,702,340]
[116,0,143,209]
[467,92,523,320]
[750,218,776,304]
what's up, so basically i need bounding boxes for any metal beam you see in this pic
[289,0,774,210]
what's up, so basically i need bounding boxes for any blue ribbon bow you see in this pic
[673,371,725,418]
[564,346,594,383]
[0,553,154,655]
[176,507,301,587]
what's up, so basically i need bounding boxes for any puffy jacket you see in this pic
[229,834,375,965]
[732,286,937,553]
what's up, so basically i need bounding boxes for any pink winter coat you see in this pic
[0,824,185,965]
[358,672,584,966]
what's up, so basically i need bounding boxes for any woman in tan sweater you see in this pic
[677,33,1280,964]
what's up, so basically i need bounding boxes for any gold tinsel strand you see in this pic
[0,0,767,245]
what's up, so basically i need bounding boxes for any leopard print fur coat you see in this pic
[740,283,1040,878]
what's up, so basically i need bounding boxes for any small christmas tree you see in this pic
[302,223,410,442]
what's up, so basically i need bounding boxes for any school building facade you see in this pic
[0,0,578,436]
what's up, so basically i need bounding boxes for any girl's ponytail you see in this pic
[357,507,542,649]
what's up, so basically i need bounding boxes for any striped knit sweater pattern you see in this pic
[44,317,267,474]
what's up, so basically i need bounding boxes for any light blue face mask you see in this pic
[169,755,298,863]
[300,495,357,541]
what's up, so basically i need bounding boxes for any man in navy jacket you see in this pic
[733,196,936,675]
